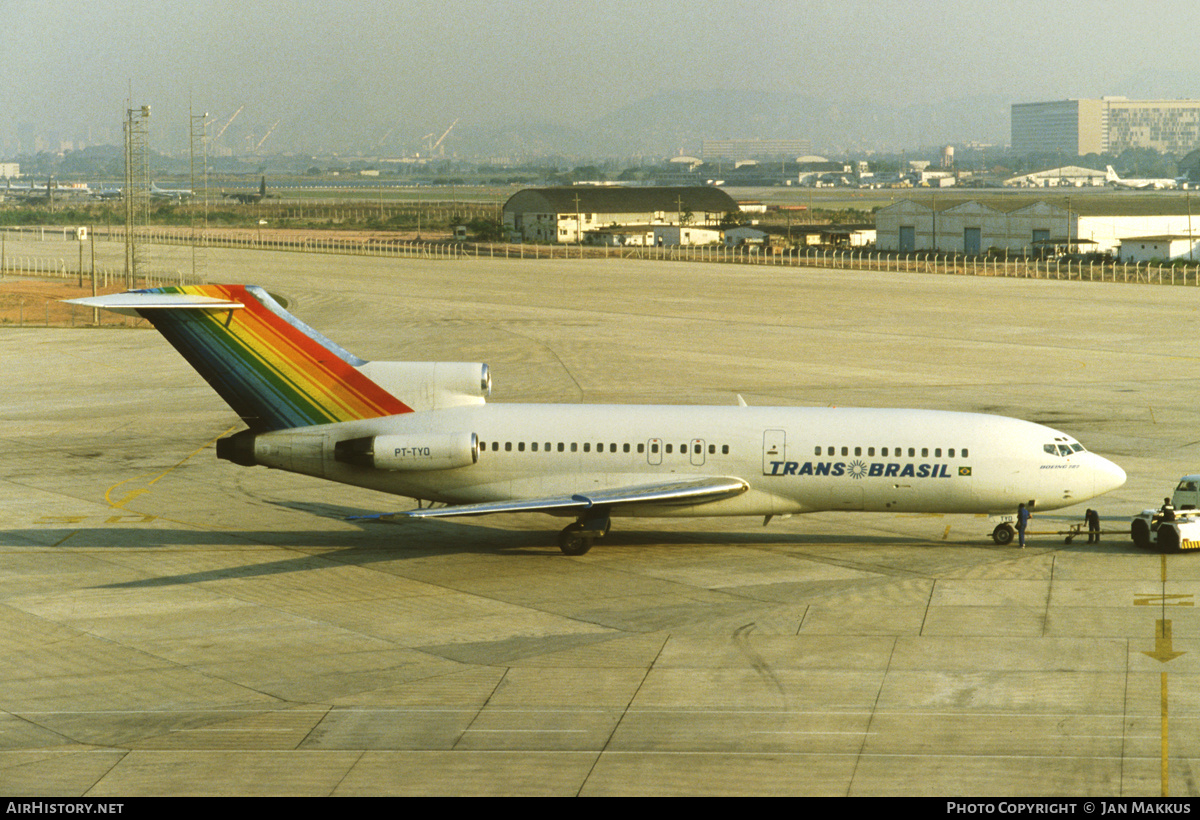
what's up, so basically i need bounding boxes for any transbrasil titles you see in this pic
[765,459,970,479]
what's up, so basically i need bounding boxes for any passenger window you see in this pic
[571,443,578,452]
[650,443,658,453]
[949,448,955,457]
[558,442,565,452]
[722,445,729,454]
[908,448,915,457]
[666,444,673,454]
[841,447,848,456]
[814,447,821,456]
[611,443,618,453]
[624,443,631,453]
[935,448,941,457]
[584,443,591,452]
[868,447,875,456]
[962,448,968,457]
[518,442,525,452]
[921,448,928,457]
[505,442,512,451]
[708,444,715,454]
[531,442,538,452]
[638,443,645,453]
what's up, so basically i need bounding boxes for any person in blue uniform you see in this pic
[1017,503,1030,548]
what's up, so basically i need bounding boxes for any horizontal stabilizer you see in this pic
[66,292,244,317]
[349,475,749,521]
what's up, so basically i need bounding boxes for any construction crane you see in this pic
[212,106,244,142]
[376,125,397,149]
[255,120,281,152]
[431,119,459,156]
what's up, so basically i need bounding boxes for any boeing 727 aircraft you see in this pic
[68,285,1126,554]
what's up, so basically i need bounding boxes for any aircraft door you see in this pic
[647,438,662,466]
[763,429,785,474]
[690,439,705,466]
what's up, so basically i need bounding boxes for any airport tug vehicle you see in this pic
[1131,476,1200,552]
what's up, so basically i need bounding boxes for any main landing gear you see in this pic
[557,509,611,555]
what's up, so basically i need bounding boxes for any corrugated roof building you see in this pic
[877,198,1200,255]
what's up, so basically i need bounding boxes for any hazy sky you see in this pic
[5,0,1200,156]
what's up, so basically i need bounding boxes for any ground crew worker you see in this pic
[1086,508,1101,543]
[1162,497,1176,522]
[1017,502,1030,548]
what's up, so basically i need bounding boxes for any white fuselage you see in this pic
[248,404,1126,518]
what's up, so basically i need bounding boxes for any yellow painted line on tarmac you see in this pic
[1143,552,1180,798]
[1162,671,1170,797]
[103,427,236,512]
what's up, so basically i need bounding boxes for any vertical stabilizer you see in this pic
[70,285,413,431]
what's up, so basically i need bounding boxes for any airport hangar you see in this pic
[876,198,1200,258]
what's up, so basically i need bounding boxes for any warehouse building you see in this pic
[503,186,738,243]
[1117,235,1200,262]
[876,199,1199,255]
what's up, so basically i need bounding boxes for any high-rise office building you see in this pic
[1012,98,1200,156]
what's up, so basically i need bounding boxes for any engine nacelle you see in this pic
[334,432,478,471]
[355,361,490,411]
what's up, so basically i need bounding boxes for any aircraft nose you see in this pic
[1091,454,1126,495]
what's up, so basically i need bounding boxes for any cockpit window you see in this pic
[1045,442,1086,457]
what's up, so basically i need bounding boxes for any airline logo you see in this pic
[766,460,963,479]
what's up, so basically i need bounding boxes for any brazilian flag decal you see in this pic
[959,466,972,476]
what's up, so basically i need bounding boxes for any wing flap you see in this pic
[349,475,749,522]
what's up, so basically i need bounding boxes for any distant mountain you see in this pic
[454,90,1012,158]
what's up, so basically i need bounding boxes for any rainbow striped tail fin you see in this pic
[68,285,489,432]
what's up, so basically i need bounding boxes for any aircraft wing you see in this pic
[349,475,749,522]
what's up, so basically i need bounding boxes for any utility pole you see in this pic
[190,106,209,280]
[574,192,582,245]
[124,101,151,288]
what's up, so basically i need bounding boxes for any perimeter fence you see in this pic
[3,225,1199,287]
